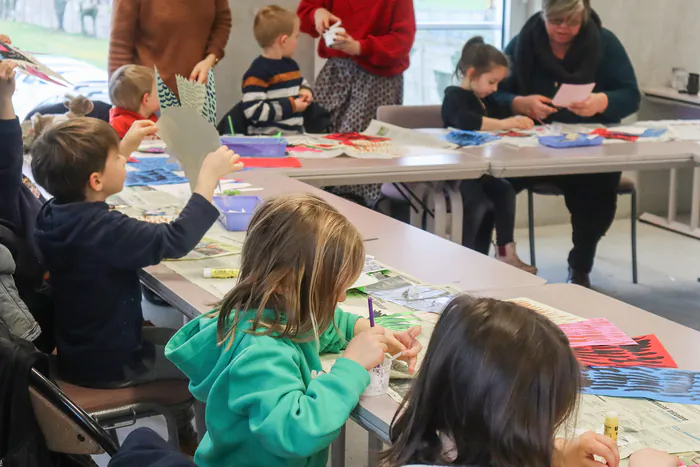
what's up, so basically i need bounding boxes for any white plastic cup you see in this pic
[362,358,391,397]
[324,26,345,47]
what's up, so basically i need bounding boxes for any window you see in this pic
[404,0,506,105]
[2,0,111,119]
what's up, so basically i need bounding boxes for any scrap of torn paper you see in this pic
[363,256,387,274]
[507,297,586,325]
[581,366,700,405]
[125,168,189,187]
[0,41,70,86]
[558,318,637,348]
[365,276,454,314]
[574,334,678,368]
[445,129,500,147]
[164,237,241,261]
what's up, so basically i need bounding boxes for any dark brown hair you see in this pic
[215,194,364,347]
[455,36,509,81]
[253,5,299,48]
[109,64,155,112]
[382,295,581,467]
[31,118,121,203]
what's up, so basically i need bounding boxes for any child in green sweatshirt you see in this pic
[166,193,422,467]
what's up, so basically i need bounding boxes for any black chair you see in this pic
[24,100,112,123]
[217,102,248,136]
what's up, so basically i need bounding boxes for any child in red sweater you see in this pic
[297,0,416,206]
[108,65,159,139]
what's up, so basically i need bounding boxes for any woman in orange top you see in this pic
[108,0,232,92]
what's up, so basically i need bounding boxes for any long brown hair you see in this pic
[383,296,580,467]
[215,194,364,348]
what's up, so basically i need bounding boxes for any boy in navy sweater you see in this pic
[31,118,243,390]
[241,5,313,135]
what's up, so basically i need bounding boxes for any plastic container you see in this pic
[221,136,288,158]
[362,358,391,397]
[212,196,263,231]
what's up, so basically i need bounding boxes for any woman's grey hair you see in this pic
[542,0,590,23]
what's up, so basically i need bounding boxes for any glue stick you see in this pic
[603,411,619,441]
[203,268,239,279]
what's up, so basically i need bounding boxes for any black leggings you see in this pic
[460,175,516,248]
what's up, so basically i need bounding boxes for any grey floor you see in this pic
[93,221,700,466]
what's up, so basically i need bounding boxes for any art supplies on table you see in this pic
[603,411,619,441]
[507,297,586,325]
[558,318,637,348]
[0,41,70,86]
[164,237,241,261]
[127,157,180,171]
[203,268,239,279]
[212,196,263,231]
[221,136,288,158]
[552,83,596,107]
[575,334,678,368]
[138,139,167,153]
[582,366,700,405]
[365,275,454,314]
[445,129,501,147]
[590,128,640,142]
[539,133,604,148]
[239,157,302,168]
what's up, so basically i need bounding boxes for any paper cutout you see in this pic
[574,334,678,368]
[239,157,301,168]
[125,168,189,187]
[164,237,241,261]
[445,130,500,147]
[0,41,70,86]
[203,69,217,126]
[374,311,422,331]
[552,83,596,107]
[176,74,206,117]
[507,298,586,325]
[558,318,637,348]
[590,128,640,142]
[324,132,390,143]
[581,366,700,405]
[157,106,221,189]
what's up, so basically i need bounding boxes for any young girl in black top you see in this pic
[443,37,535,273]
[382,295,681,467]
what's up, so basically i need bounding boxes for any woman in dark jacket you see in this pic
[492,0,641,287]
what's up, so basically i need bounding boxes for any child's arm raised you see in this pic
[103,147,243,270]
[228,331,386,458]
[0,58,26,225]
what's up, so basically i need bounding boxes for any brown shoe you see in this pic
[495,243,538,275]
[568,267,591,288]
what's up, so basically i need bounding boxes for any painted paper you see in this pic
[0,42,70,86]
[559,318,637,348]
[125,168,189,187]
[581,366,700,405]
[507,297,586,325]
[575,334,678,368]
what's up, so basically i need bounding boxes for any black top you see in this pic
[441,86,506,131]
[34,193,219,386]
[108,427,196,467]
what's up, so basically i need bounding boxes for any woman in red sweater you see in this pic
[298,0,416,205]
[108,0,232,92]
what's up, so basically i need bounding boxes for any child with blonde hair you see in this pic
[166,194,422,467]
[109,64,160,138]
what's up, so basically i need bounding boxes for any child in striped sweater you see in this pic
[241,6,312,135]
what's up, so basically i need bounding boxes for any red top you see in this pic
[109,107,158,139]
[297,0,416,77]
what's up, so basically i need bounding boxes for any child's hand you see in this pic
[299,88,313,103]
[294,97,311,113]
[314,8,340,35]
[502,116,534,130]
[386,326,422,374]
[201,146,244,179]
[344,327,389,370]
[554,431,619,467]
[0,34,10,44]
[120,120,158,156]
[0,59,17,100]
[332,31,361,56]
[629,449,680,467]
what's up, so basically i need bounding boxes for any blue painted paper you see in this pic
[582,366,700,405]
[445,130,500,147]
[127,157,179,171]
[125,168,188,187]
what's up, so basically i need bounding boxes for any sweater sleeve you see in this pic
[228,343,369,458]
[357,0,416,68]
[297,0,330,38]
[441,97,483,131]
[318,308,361,354]
[105,193,220,270]
[241,72,296,123]
[108,0,140,77]
[205,0,232,60]
[597,30,641,122]
[0,118,23,229]
[491,35,520,110]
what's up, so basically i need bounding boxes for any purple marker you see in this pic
[368,296,375,327]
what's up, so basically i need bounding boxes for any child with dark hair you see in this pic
[382,295,681,467]
[442,37,535,273]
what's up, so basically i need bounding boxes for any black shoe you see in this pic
[567,267,591,288]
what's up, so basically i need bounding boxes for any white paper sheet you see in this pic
[552,83,596,107]
[363,120,458,150]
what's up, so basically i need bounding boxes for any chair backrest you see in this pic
[376,105,444,129]
[24,100,112,123]
[29,368,119,456]
[217,102,249,136]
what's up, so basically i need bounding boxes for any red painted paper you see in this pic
[239,157,302,168]
[575,334,678,368]
[324,133,390,144]
[558,318,637,348]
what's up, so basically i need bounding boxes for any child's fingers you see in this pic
[0,34,10,44]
